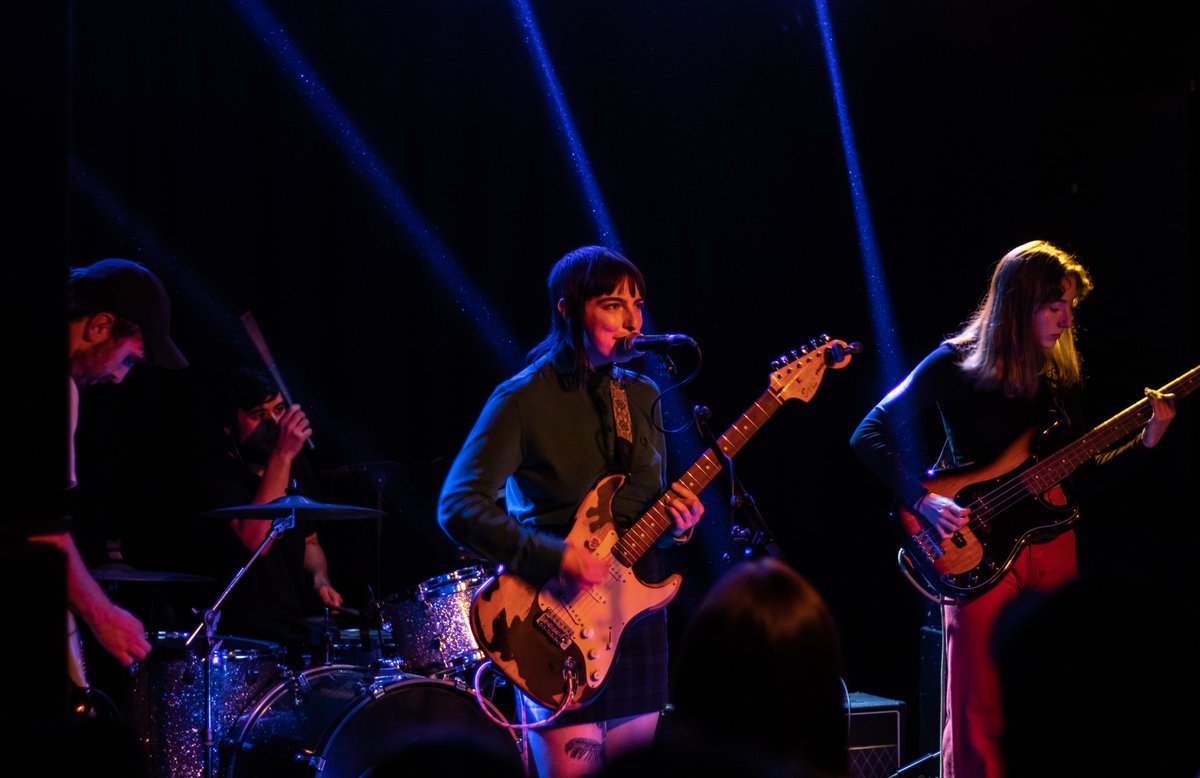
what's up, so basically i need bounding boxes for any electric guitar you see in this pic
[895,363,1198,602]
[469,335,858,712]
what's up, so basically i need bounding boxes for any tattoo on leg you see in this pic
[564,737,604,763]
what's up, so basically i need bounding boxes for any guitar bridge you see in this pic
[916,531,943,560]
[536,609,574,650]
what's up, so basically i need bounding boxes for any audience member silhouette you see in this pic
[993,565,1198,778]
[658,556,851,778]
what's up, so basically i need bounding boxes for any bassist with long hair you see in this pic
[850,240,1176,778]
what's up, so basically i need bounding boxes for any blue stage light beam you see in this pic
[232,0,522,369]
[70,157,244,343]
[813,0,904,389]
[510,0,621,251]
[510,0,736,571]
[71,156,387,461]
[814,0,926,471]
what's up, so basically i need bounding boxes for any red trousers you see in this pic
[941,530,1077,778]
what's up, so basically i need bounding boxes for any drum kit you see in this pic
[95,493,521,778]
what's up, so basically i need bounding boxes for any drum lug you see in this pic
[295,752,326,771]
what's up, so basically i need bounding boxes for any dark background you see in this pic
[25,0,1197,761]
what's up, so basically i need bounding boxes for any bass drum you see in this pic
[223,665,519,777]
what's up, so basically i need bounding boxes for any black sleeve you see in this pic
[850,345,960,509]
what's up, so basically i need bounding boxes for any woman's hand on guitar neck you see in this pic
[915,492,971,539]
[1141,387,1176,449]
[665,483,704,540]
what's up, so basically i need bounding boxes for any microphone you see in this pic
[617,333,697,358]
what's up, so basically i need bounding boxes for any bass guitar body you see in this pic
[894,426,1078,601]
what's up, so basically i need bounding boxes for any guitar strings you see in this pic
[916,398,1157,549]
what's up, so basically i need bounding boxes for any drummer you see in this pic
[193,365,343,650]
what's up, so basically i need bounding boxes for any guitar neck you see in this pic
[613,387,784,566]
[1021,364,1200,492]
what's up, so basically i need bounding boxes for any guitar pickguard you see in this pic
[895,430,1080,600]
[470,474,681,711]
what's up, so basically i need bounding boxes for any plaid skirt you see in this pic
[519,607,669,727]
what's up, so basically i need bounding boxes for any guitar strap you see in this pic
[610,374,634,475]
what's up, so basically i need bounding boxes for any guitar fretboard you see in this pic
[613,388,785,566]
[989,365,1200,509]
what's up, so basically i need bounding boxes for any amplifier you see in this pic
[847,691,905,778]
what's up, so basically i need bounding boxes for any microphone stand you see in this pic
[692,405,782,562]
[186,510,296,778]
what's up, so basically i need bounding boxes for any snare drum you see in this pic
[383,566,488,676]
[127,632,284,778]
[223,665,518,777]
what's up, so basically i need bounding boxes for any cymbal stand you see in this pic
[365,469,392,609]
[186,511,296,778]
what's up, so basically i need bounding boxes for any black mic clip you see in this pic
[824,340,863,366]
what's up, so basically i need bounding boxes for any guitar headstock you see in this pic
[768,334,859,403]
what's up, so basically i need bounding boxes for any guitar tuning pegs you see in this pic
[798,345,809,356]
[789,349,799,360]
[777,354,791,365]
[769,360,781,371]
[820,333,830,343]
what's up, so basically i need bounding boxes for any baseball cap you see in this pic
[69,258,188,369]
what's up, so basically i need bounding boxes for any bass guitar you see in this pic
[895,363,1198,602]
[469,335,857,712]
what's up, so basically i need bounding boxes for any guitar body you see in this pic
[470,474,681,711]
[467,335,858,711]
[894,425,1079,601]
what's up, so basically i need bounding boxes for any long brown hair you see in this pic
[948,240,1092,398]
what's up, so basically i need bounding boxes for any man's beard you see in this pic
[70,338,120,386]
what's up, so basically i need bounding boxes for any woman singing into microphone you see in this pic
[438,245,704,778]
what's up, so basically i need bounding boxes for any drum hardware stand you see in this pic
[692,405,782,562]
[186,511,297,778]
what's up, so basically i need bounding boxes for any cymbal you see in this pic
[203,494,386,521]
[91,563,214,584]
[323,458,448,478]
[323,460,407,477]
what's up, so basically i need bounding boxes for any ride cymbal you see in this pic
[90,563,214,583]
[202,494,386,521]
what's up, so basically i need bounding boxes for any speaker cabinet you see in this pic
[847,692,905,778]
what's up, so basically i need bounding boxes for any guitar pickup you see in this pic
[950,532,968,549]
[536,610,574,650]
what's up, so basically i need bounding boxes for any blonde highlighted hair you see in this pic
[948,240,1093,398]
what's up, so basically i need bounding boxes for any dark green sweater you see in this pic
[438,351,666,587]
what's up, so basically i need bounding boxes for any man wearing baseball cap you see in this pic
[30,258,187,689]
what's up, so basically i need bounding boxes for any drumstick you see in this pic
[241,310,316,449]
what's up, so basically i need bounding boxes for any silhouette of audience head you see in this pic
[993,565,1197,778]
[666,556,850,777]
